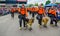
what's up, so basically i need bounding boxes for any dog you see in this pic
[25,18,34,31]
[42,17,49,27]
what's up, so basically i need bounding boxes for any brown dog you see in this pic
[25,18,34,30]
[42,17,49,27]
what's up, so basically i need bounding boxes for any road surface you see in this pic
[0,13,60,36]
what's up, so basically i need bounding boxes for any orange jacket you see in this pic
[17,8,20,12]
[19,8,28,16]
[49,9,56,16]
[38,8,45,15]
[11,8,16,13]
[35,8,39,12]
[27,8,31,11]
[31,8,35,12]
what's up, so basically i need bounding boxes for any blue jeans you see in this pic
[32,12,35,18]
[37,14,43,25]
[50,15,57,25]
[19,15,26,27]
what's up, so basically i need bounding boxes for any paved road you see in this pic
[0,13,60,36]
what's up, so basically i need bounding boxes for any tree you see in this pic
[55,2,60,4]
[41,3,44,6]
[28,4,33,7]
[45,0,51,5]
[35,3,38,6]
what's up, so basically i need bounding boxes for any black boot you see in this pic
[55,24,58,27]
[43,25,47,28]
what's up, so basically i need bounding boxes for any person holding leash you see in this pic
[36,4,46,27]
[18,4,28,30]
[48,6,58,26]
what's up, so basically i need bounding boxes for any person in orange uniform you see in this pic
[48,6,57,26]
[18,4,28,30]
[10,7,15,18]
[27,7,32,15]
[36,4,46,27]
[31,6,36,18]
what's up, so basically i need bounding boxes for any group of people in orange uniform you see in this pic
[10,4,58,30]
